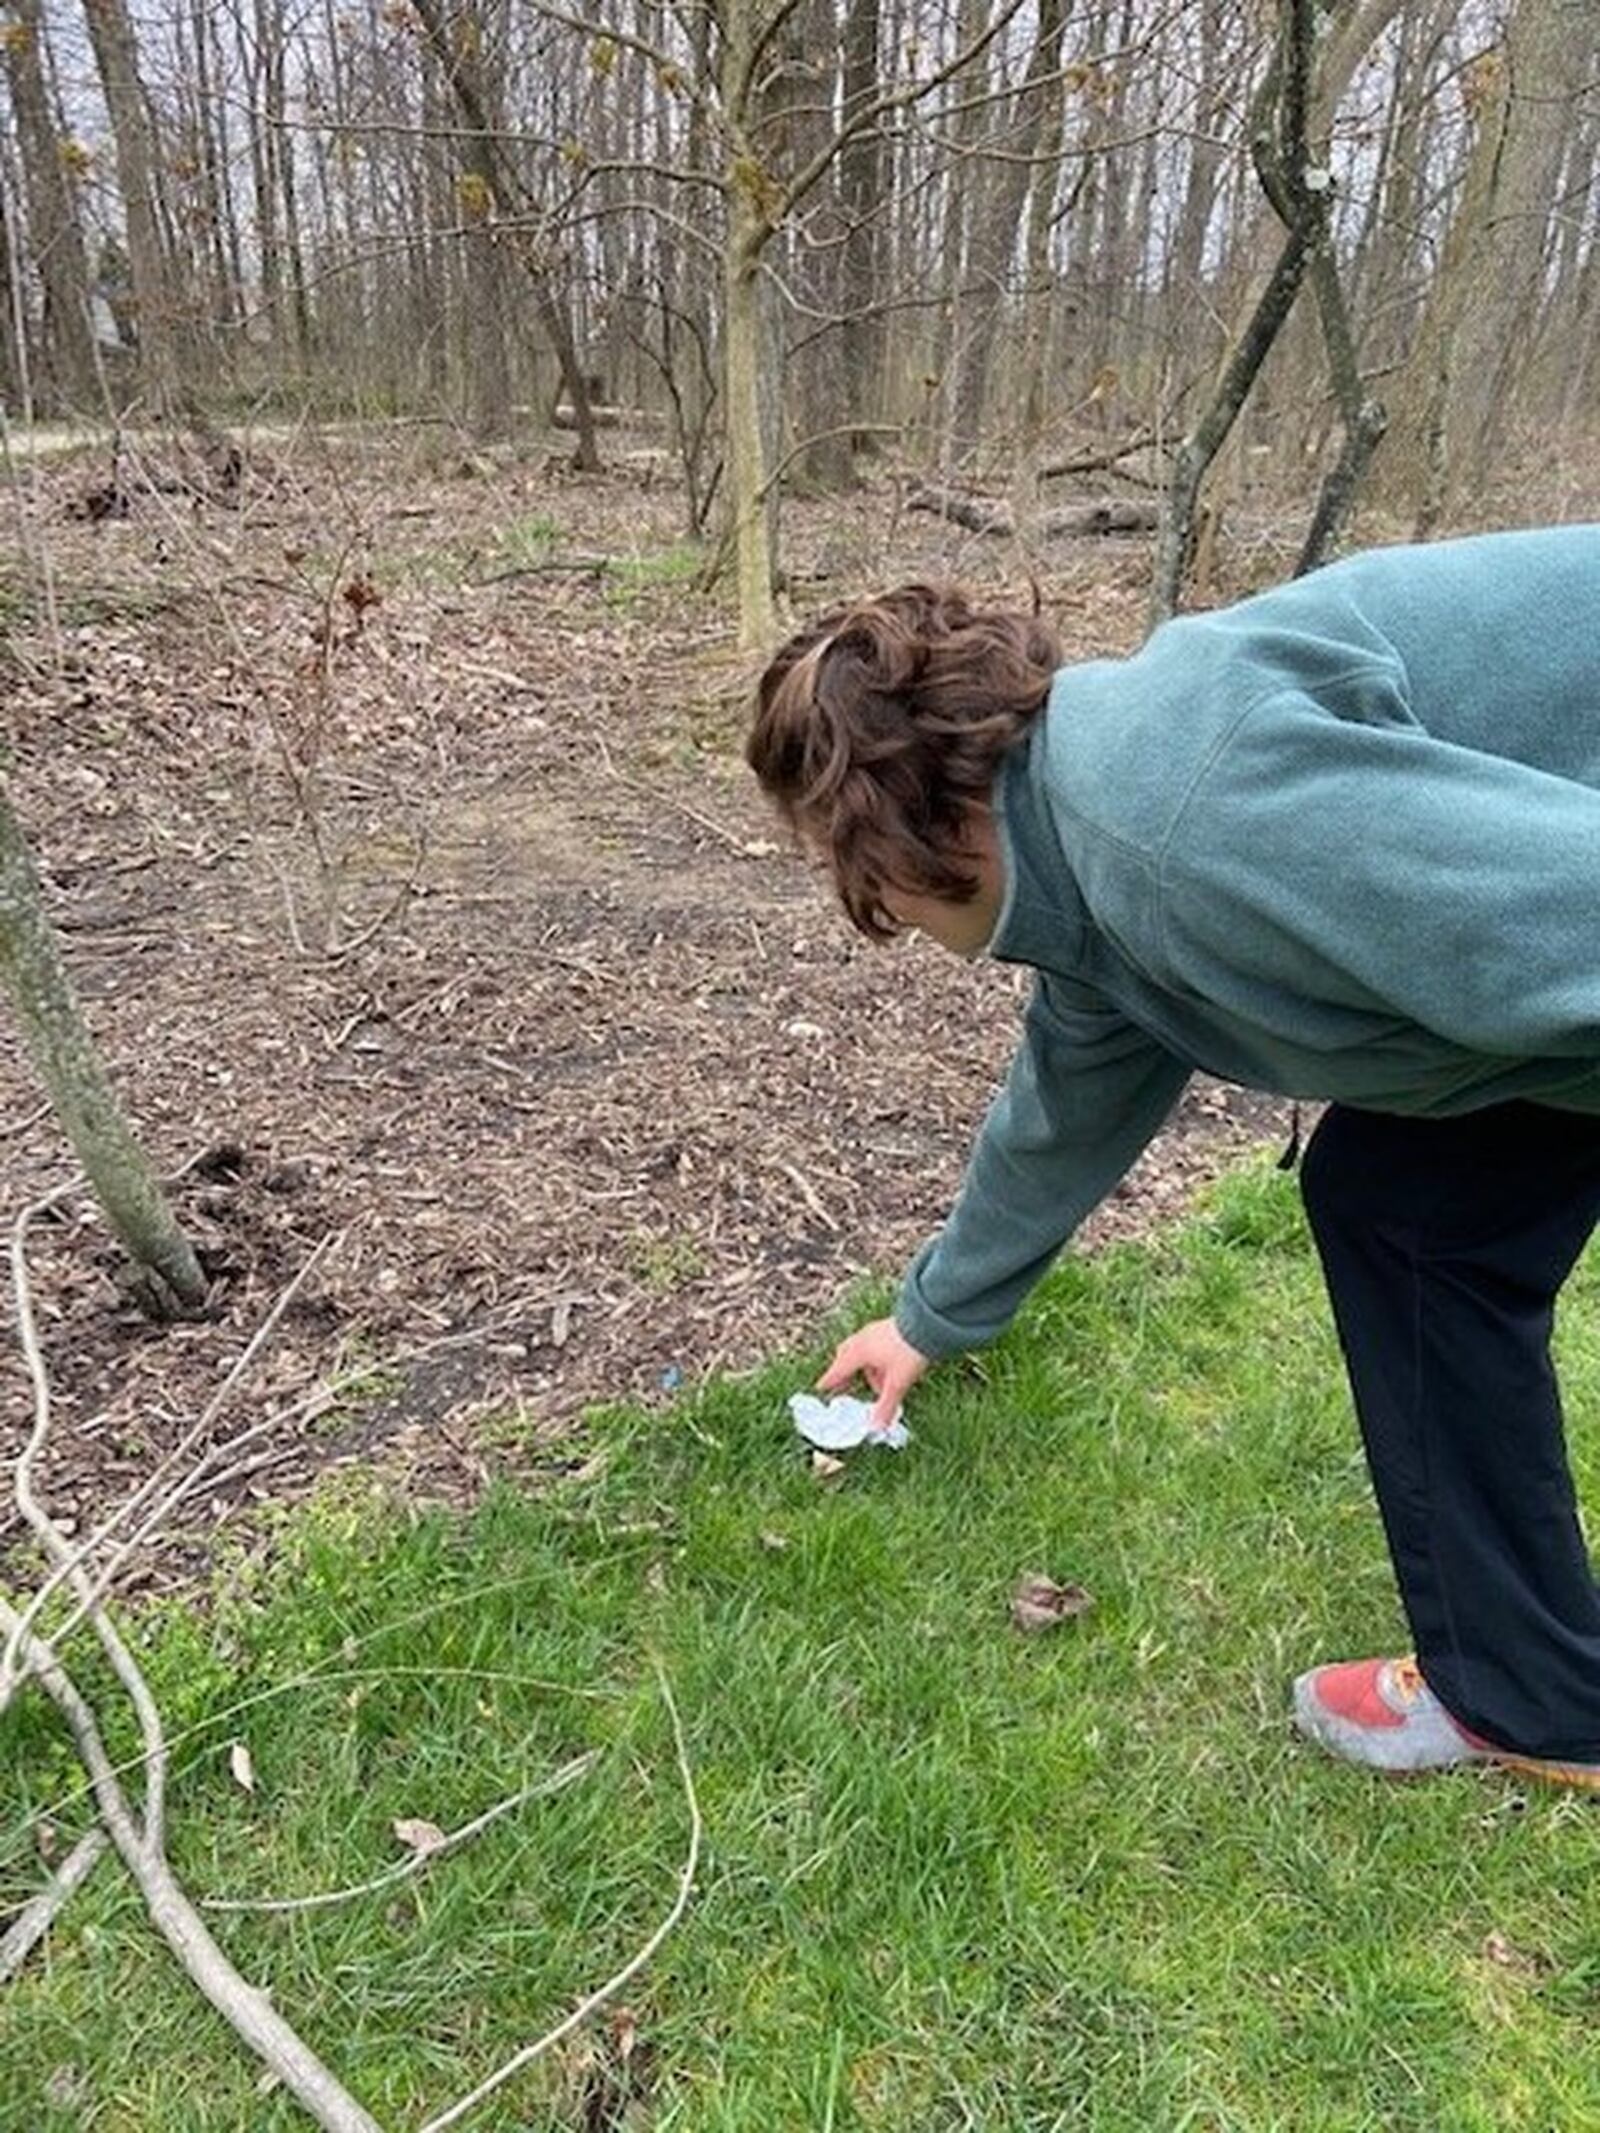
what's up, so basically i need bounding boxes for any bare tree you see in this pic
[83,0,184,407]
[1151,0,1394,623]
[410,0,602,465]
[2,0,99,410]
[0,787,206,1315]
[1372,0,1596,526]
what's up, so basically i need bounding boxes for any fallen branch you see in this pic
[905,482,1158,538]
[0,1825,107,1983]
[474,553,614,586]
[1037,429,1163,485]
[1,1602,384,2130]
[1,1228,339,1705]
[3,1198,380,2130]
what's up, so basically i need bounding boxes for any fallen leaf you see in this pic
[45,2066,87,2111]
[392,1816,447,1856]
[1482,1930,1546,1978]
[759,1529,789,1551]
[1010,1573,1094,1634]
[228,1740,256,1792]
[811,1450,846,1486]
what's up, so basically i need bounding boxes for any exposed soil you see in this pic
[0,427,1291,1585]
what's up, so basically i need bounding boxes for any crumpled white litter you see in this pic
[788,1391,911,1452]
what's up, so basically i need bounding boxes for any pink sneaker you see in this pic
[1293,1654,1600,1790]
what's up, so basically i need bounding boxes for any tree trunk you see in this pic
[720,0,780,646]
[3,0,99,412]
[783,0,853,490]
[1371,0,1583,525]
[838,0,886,450]
[83,0,182,409]
[948,0,1066,458]
[409,0,600,467]
[725,203,779,645]
[0,790,206,1315]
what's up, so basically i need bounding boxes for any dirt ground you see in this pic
[0,426,1292,1584]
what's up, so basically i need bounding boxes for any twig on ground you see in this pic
[2,1228,340,1704]
[416,1659,700,2133]
[9,1188,172,1843]
[0,1825,108,1983]
[474,553,614,586]
[2,1198,382,2130]
[0,1601,383,2132]
[595,734,753,856]
[202,1749,599,1915]
[775,1159,840,1233]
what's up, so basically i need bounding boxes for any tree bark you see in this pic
[0,790,206,1315]
[1371,0,1586,525]
[948,0,1067,457]
[83,0,182,408]
[409,0,600,466]
[3,0,99,411]
[838,0,886,450]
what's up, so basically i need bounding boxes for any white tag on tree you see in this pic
[789,1391,911,1451]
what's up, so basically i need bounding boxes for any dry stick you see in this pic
[0,1602,384,2133]
[416,1661,700,2133]
[1,1229,340,1704]
[202,1750,599,1916]
[0,1825,108,1984]
[9,1190,169,1847]
[4,1205,381,2126]
[594,735,754,857]
[0,1639,604,1886]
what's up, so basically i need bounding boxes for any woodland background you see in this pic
[4,4,1600,2124]
[4,0,1599,613]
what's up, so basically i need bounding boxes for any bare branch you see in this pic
[0,1826,108,1983]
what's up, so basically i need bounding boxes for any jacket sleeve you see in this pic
[893,972,1191,1360]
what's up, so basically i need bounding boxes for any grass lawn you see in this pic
[4,1161,1599,2131]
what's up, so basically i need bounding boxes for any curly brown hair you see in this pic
[746,582,1061,939]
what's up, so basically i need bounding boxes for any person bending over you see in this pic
[746,525,1600,1791]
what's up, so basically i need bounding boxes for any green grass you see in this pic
[4,1162,1600,2130]
[603,541,705,611]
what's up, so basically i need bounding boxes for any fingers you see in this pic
[816,1320,928,1427]
[815,1338,862,1395]
[868,1382,903,1428]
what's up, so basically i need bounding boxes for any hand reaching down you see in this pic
[817,1318,930,1428]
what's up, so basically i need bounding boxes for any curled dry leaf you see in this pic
[391,1816,448,1856]
[810,1450,847,1487]
[1010,1573,1094,1634]
[228,1740,256,1793]
[1482,1930,1547,1978]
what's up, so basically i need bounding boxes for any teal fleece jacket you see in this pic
[893,525,1600,1363]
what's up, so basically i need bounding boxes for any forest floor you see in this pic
[0,421,1311,1583]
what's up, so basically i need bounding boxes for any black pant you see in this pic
[1300,1101,1600,1760]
